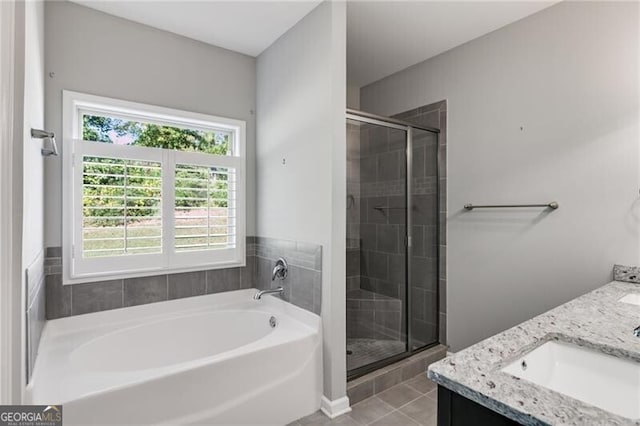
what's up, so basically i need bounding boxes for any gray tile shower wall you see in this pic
[347,289,402,341]
[348,122,410,352]
[358,123,408,304]
[347,121,362,295]
[254,237,322,315]
[43,236,322,319]
[346,246,361,292]
[347,121,362,244]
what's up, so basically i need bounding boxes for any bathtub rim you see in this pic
[44,288,319,336]
[27,288,322,406]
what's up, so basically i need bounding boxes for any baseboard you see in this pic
[320,395,352,419]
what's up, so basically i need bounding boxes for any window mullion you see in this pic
[124,162,128,254]
[163,150,175,268]
[207,169,211,249]
[72,141,83,263]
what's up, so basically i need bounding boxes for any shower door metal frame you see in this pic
[346,109,441,380]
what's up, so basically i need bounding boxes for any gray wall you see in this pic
[347,85,360,109]
[361,1,640,352]
[0,0,21,403]
[21,0,44,266]
[44,1,257,246]
[256,0,347,404]
[16,0,45,397]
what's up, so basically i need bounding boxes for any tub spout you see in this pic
[253,286,284,300]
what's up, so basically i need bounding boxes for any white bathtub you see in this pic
[26,289,323,425]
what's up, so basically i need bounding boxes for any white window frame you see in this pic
[62,90,246,284]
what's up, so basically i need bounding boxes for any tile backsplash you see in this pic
[613,264,640,284]
[44,236,322,319]
[254,237,322,315]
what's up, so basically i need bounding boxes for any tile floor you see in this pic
[291,373,437,426]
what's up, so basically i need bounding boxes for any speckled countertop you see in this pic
[428,281,640,425]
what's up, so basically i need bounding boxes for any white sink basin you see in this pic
[502,341,640,419]
[619,293,640,306]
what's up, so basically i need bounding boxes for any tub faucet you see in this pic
[253,286,284,300]
[272,258,288,281]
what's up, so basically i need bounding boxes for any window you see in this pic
[62,91,246,283]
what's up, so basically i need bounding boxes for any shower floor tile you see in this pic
[347,338,406,372]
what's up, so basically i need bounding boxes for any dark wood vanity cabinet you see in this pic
[437,386,519,426]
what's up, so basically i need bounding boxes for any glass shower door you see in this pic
[346,118,408,373]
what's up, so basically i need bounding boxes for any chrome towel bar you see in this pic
[464,202,559,210]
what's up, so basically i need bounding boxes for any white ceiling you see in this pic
[347,1,558,87]
[70,0,557,87]
[70,0,322,57]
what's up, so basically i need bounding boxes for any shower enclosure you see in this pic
[346,109,440,378]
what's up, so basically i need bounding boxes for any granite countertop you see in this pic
[428,280,640,425]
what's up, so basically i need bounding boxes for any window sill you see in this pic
[62,260,246,286]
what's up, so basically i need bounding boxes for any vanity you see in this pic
[428,280,640,426]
